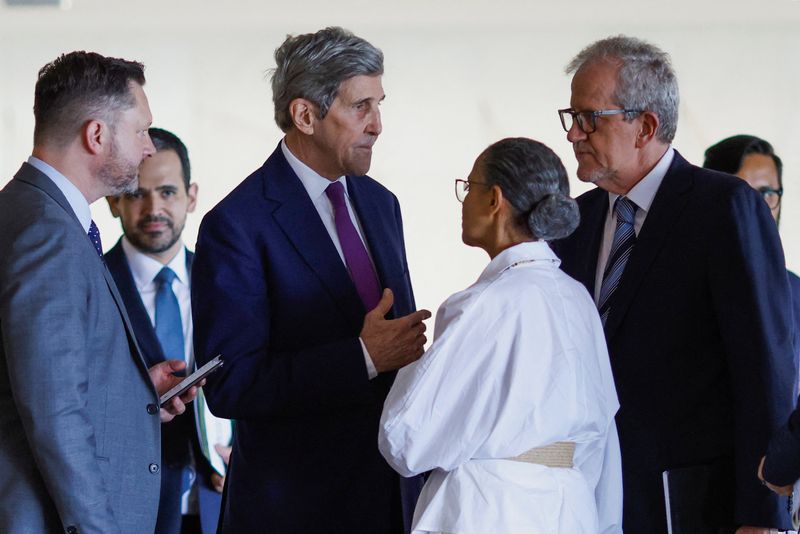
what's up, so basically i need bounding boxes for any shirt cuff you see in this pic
[359,337,378,380]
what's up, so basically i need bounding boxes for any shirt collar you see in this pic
[607,146,674,213]
[121,237,188,291]
[479,241,561,282]
[27,156,92,232]
[280,138,350,200]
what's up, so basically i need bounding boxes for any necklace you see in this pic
[500,258,558,274]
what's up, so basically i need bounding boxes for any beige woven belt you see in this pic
[506,441,575,468]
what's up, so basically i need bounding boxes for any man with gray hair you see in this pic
[192,27,430,532]
[552,36,795,533]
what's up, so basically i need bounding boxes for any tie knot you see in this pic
[614,196,637,225]
[155,267,178,287]
[325,181,346,208]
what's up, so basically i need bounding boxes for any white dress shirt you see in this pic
[379,241,623,534]
[594,147,674,303]
[281,140,378,379]
[121,238,193,365]
[27,156,91,233]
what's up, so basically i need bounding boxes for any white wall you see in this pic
[1,1,799,317]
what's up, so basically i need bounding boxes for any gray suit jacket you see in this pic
[0,163,161,534]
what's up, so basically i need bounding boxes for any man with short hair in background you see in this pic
[106,127,233,534]
[552,36,795,533]
[192,27,430,533]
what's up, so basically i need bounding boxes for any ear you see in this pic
[185,183,199,214]
[83,119,109,155]
[106,195,122,218]
[288,98,317,135]
[635,111,660,148]
[488,185,504,216]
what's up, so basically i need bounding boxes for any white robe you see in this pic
[379,241,623,533]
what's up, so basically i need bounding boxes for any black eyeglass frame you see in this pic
[558,108,643,134]
[756,186,783,209]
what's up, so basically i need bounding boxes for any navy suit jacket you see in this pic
[552,151,796,531]
[105,241,222,534]
[192,144,423,533]
[763,271,800,485]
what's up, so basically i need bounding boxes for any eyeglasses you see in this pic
[558,108,642,134]
[454,179,489,203]
[757,186,783,209]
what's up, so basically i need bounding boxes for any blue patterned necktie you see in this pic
[597,196,638,326]
[88,220,103,258]
[154,267,184,362]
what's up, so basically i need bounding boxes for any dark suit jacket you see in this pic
[551,151,796,531]
[192,144,423,533]
[105,240,223,534]
[0,163,161,533]
[792,271,800,388]
[763,271,800,485]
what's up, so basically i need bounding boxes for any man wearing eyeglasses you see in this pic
[702,136,800,526]
[703,135,799,387]
[551,36,795,534]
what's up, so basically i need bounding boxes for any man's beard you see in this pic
[98,138,139,195]
[126,215,183,255]
[580,165,618,186]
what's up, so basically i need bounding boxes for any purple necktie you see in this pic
[88,220,103,259]
[325,181,382,311]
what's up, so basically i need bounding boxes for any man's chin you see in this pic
[108,175,139,196]
[128,234,177,255]
[577,166,610,185]
[346,158,372,177]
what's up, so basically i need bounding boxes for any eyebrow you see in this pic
[353,94,386,106]
[126,184,179,195]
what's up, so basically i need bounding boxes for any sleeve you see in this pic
[763,395,800,486]
[379,285,576,477]
[191,205,373,420]
[1,215,120,534]
[595,420,624,534]
[707,183,796,527]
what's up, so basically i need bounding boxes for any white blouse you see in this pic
[379,241,623,533]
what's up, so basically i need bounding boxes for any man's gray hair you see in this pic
[271,27,384,133]
[566,35,679,143]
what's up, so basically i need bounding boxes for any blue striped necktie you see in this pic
[598,196,638,326]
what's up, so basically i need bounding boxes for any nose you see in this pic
[566,119,586,144]
[367,106,382,137]
[143,131,156,158]
[140,191,157,212]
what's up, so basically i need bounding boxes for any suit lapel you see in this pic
[604,152,694,339]
[263,148,366,330]
[346,177,404,316]
[14,164,152,377]
[105,241,167,368]
[573,189,609,298]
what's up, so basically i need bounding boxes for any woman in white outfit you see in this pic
[379,137,623,534]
